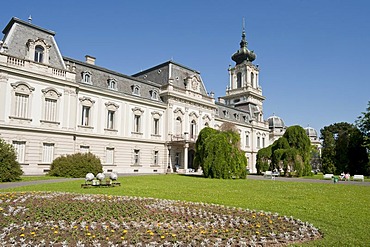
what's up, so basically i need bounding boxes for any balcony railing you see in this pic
[2,54,72,80]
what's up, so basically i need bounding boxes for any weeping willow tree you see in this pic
[256,125,312,177]
[194,127,247,179]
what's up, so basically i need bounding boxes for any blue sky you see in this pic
[1,0,369,133]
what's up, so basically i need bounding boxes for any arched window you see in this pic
[175,117,182,137]
[251,72,255,87]
[237,72,242,88]
[190,120,197,139]
[81,71,92,84]
[34,45,44,63]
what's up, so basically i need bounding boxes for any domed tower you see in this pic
[304,126,321,147]
[218,20,265,122]
[268,115,286,142]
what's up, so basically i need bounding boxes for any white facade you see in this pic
[0,17,270,175]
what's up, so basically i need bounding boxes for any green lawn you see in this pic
[1,174,369,246]
[0,175,64,183]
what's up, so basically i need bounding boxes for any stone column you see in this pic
[183,143,189,171]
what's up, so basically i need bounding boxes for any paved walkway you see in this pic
[0,175,369,189]
[247,175,370,186]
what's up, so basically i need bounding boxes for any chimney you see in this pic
[85,55,96,65]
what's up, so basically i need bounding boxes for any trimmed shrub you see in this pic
[0,139,23,182]
[49,152,102,178]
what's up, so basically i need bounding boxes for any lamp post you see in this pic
[167,145,172,173]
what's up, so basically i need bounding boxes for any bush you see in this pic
[49,152,102,178]
[0,138,23,182]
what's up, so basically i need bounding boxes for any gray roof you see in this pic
[64,57,165,103]
[132,61,208,96]
[1,17,65,69]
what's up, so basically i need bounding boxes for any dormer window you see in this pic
[26,38,50,64]
[234,113,240,120]
[131,85,141,96]
[223,110,229,118]
[81,71,92,84]
[150,89,159,100]
[107,78,117,90]
[34,45,44,63]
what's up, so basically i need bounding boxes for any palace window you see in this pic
[153,118,159,135]
[42,143,54,163]
[41,88,61,123]
[44,99,57,122]
[81,71,92,84]
[133,149,140,165]
[246,133,250,147]
[11,82,35,120]
[150,89,159,100]
[132,85,141,96]
[175,117,182,137]
[80,145,90,153]
[15,93,29,118]
[107,78,117,90]
[107,110,115,129]
[151,112,162,136]
[134,115,141,133]
[105,102,119,131]
[251,72,255,87]
[81,106,90,126]
[106,147,114,165]
[262,137,265,148]
[153,150,159,165]
[13,141,26,163]
[132,107,144,134]
[237,72,242,88]
[34,45,44,63]
[79,97,95,127]
[190,120,197,139]
[257,136,261,148]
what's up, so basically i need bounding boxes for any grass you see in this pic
[0,175,64,183]
[1,174,370,246]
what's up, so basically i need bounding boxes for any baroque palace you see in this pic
[0,17,273,175]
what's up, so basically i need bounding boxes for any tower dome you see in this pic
[231,24,256,65]
[267,115,285,129]
[304,127,318,139]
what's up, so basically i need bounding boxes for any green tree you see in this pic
[310,146,322,172]
[270,137,290,172]
[195,127,247,179]
[49,152,102,178]
[0,138,23,182]
[256,146,271,174]
[282,126,312,176]
[193,127,219,171]
[356,101,370,169]
[320,122,369,175]
[271,148,285,173]
[283,125,311,164]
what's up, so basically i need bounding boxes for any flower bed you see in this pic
[0,192,322,246]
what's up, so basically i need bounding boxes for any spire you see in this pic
[231,18,256,64]
[28,15,32,24]
[240,17,247,49]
